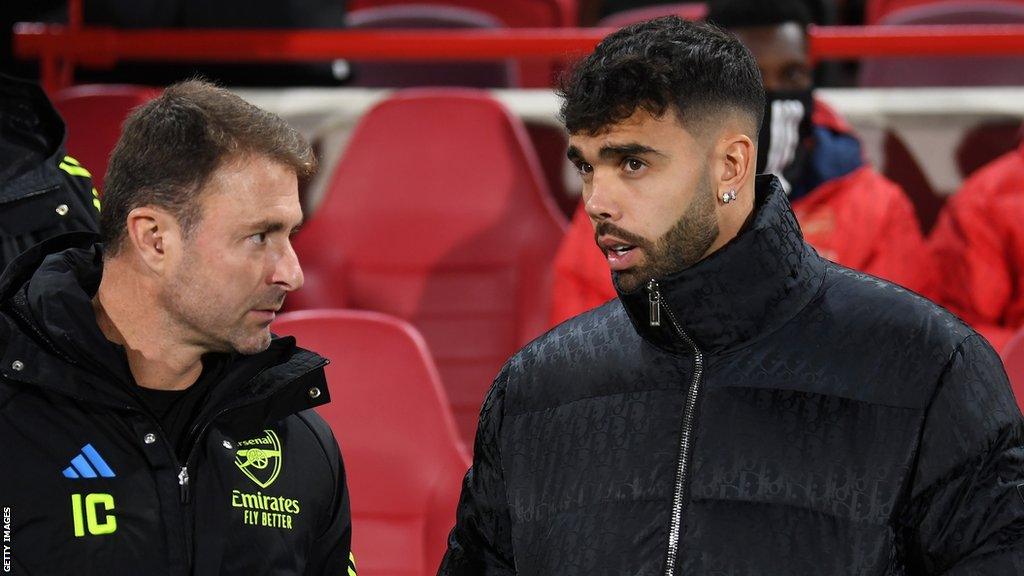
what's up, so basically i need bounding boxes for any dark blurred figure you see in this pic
[0,73,100,271]
[551,0,930,326]
[80,0,347,86]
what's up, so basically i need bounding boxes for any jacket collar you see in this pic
[0,73,70,203]
[0,234,330,427]
[618,175,826,354]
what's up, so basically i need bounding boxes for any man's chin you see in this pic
[611,269,647,294]
[232,330,273,356]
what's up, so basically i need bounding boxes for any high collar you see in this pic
[0,73,69,202]
[618,175,826,355]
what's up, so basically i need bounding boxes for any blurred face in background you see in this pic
[731,22,813,92]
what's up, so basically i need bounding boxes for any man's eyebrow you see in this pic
[566,143,666,163]
[246,217,304,234]
[566,145,584,163]
[598,143,664,159]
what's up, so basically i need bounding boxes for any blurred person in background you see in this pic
[930,136,1024,353]
[551,0,931,326]
[440,17,1024,575]
[0,80,355,575]
[0,73,100,271]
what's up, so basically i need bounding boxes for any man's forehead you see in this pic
[568,110,694,153]
[199,156,302,220]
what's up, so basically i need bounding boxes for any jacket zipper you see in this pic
[648,279,705,576]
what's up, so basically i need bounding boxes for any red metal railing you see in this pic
[13,1,1024,93]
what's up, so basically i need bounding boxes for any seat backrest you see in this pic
[345,5,517,87]
[1004,327,1024,414]
[347,0,577,86]
[597,2,707,28]
[349,0,576,27]
[866,0,1024,23]
[52,85,159,190]
[860,2,1024,87]
[272,310,469,576]
[289,89,567,445]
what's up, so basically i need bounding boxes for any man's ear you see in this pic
[716,132,756,195]
[124,206,181,274]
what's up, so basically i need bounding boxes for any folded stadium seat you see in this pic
[345,5,518,87]
[52,85,159,191]
[866,0,1024,23]
[597,2,708,28]
[1002,327,1024,413]
[272,309,470,576]
[883,130,945,233]
[955,121,1023,180]
[860,2,1024,87]
[347,0,577,86]
[288,89,568,445]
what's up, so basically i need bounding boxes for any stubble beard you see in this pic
[613,174,720,293]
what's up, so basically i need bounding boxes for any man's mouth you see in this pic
[599,236,641,271]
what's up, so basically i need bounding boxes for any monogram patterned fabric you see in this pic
[439,176,1024,575]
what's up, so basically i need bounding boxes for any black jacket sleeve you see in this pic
[438,366,517,575]
[302,413,355,576]
[901,334,1024,574]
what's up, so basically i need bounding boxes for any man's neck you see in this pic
[93,258,205,391]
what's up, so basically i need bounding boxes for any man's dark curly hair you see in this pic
[559,16,765,138]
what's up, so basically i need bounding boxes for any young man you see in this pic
[930,140,1024,353]
[550,0,930,326]
[440,17,1024,575]
[0,80,355,575]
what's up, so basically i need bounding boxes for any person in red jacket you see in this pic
[930,140,1024,353]
[550,0,930,325]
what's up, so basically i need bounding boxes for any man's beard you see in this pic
[598,172,720,293]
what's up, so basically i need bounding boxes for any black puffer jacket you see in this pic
[0,74,100,270]
[440,176,1024,575]
[0,234,354,575]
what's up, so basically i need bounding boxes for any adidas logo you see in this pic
[62,444,116,479]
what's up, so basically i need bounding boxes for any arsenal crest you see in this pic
[235,430,283,488]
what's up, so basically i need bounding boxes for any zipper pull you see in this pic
[178,466,191,504]
[647,279,661,327]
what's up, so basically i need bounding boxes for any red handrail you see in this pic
[14,23,1024,93]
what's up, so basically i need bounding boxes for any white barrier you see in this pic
[237,87,1024,210]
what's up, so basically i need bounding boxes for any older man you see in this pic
[0,80,354,575]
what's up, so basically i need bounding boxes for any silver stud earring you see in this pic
[721,189,737,204]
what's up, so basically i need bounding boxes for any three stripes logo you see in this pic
[62,444,118,538]
[62,444,116,479]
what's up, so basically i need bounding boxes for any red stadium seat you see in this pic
[860,2,1024,86]
[1003,327,1024,413]
[866,0,1024,23]
[347,0,577,86]
[345,5,517,87]
[272,309,469,576]
[289,89,567,445]
[597,3,708,28]
[52,84,159,190]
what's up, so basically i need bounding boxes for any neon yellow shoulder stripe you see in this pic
[59,160,92,179]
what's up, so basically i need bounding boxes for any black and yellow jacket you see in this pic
[0,73,101,271]
[0,234,356,575]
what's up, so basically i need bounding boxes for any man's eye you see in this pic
[250,232,268,245]
[575,162,593,176]
[624,158,645,172]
